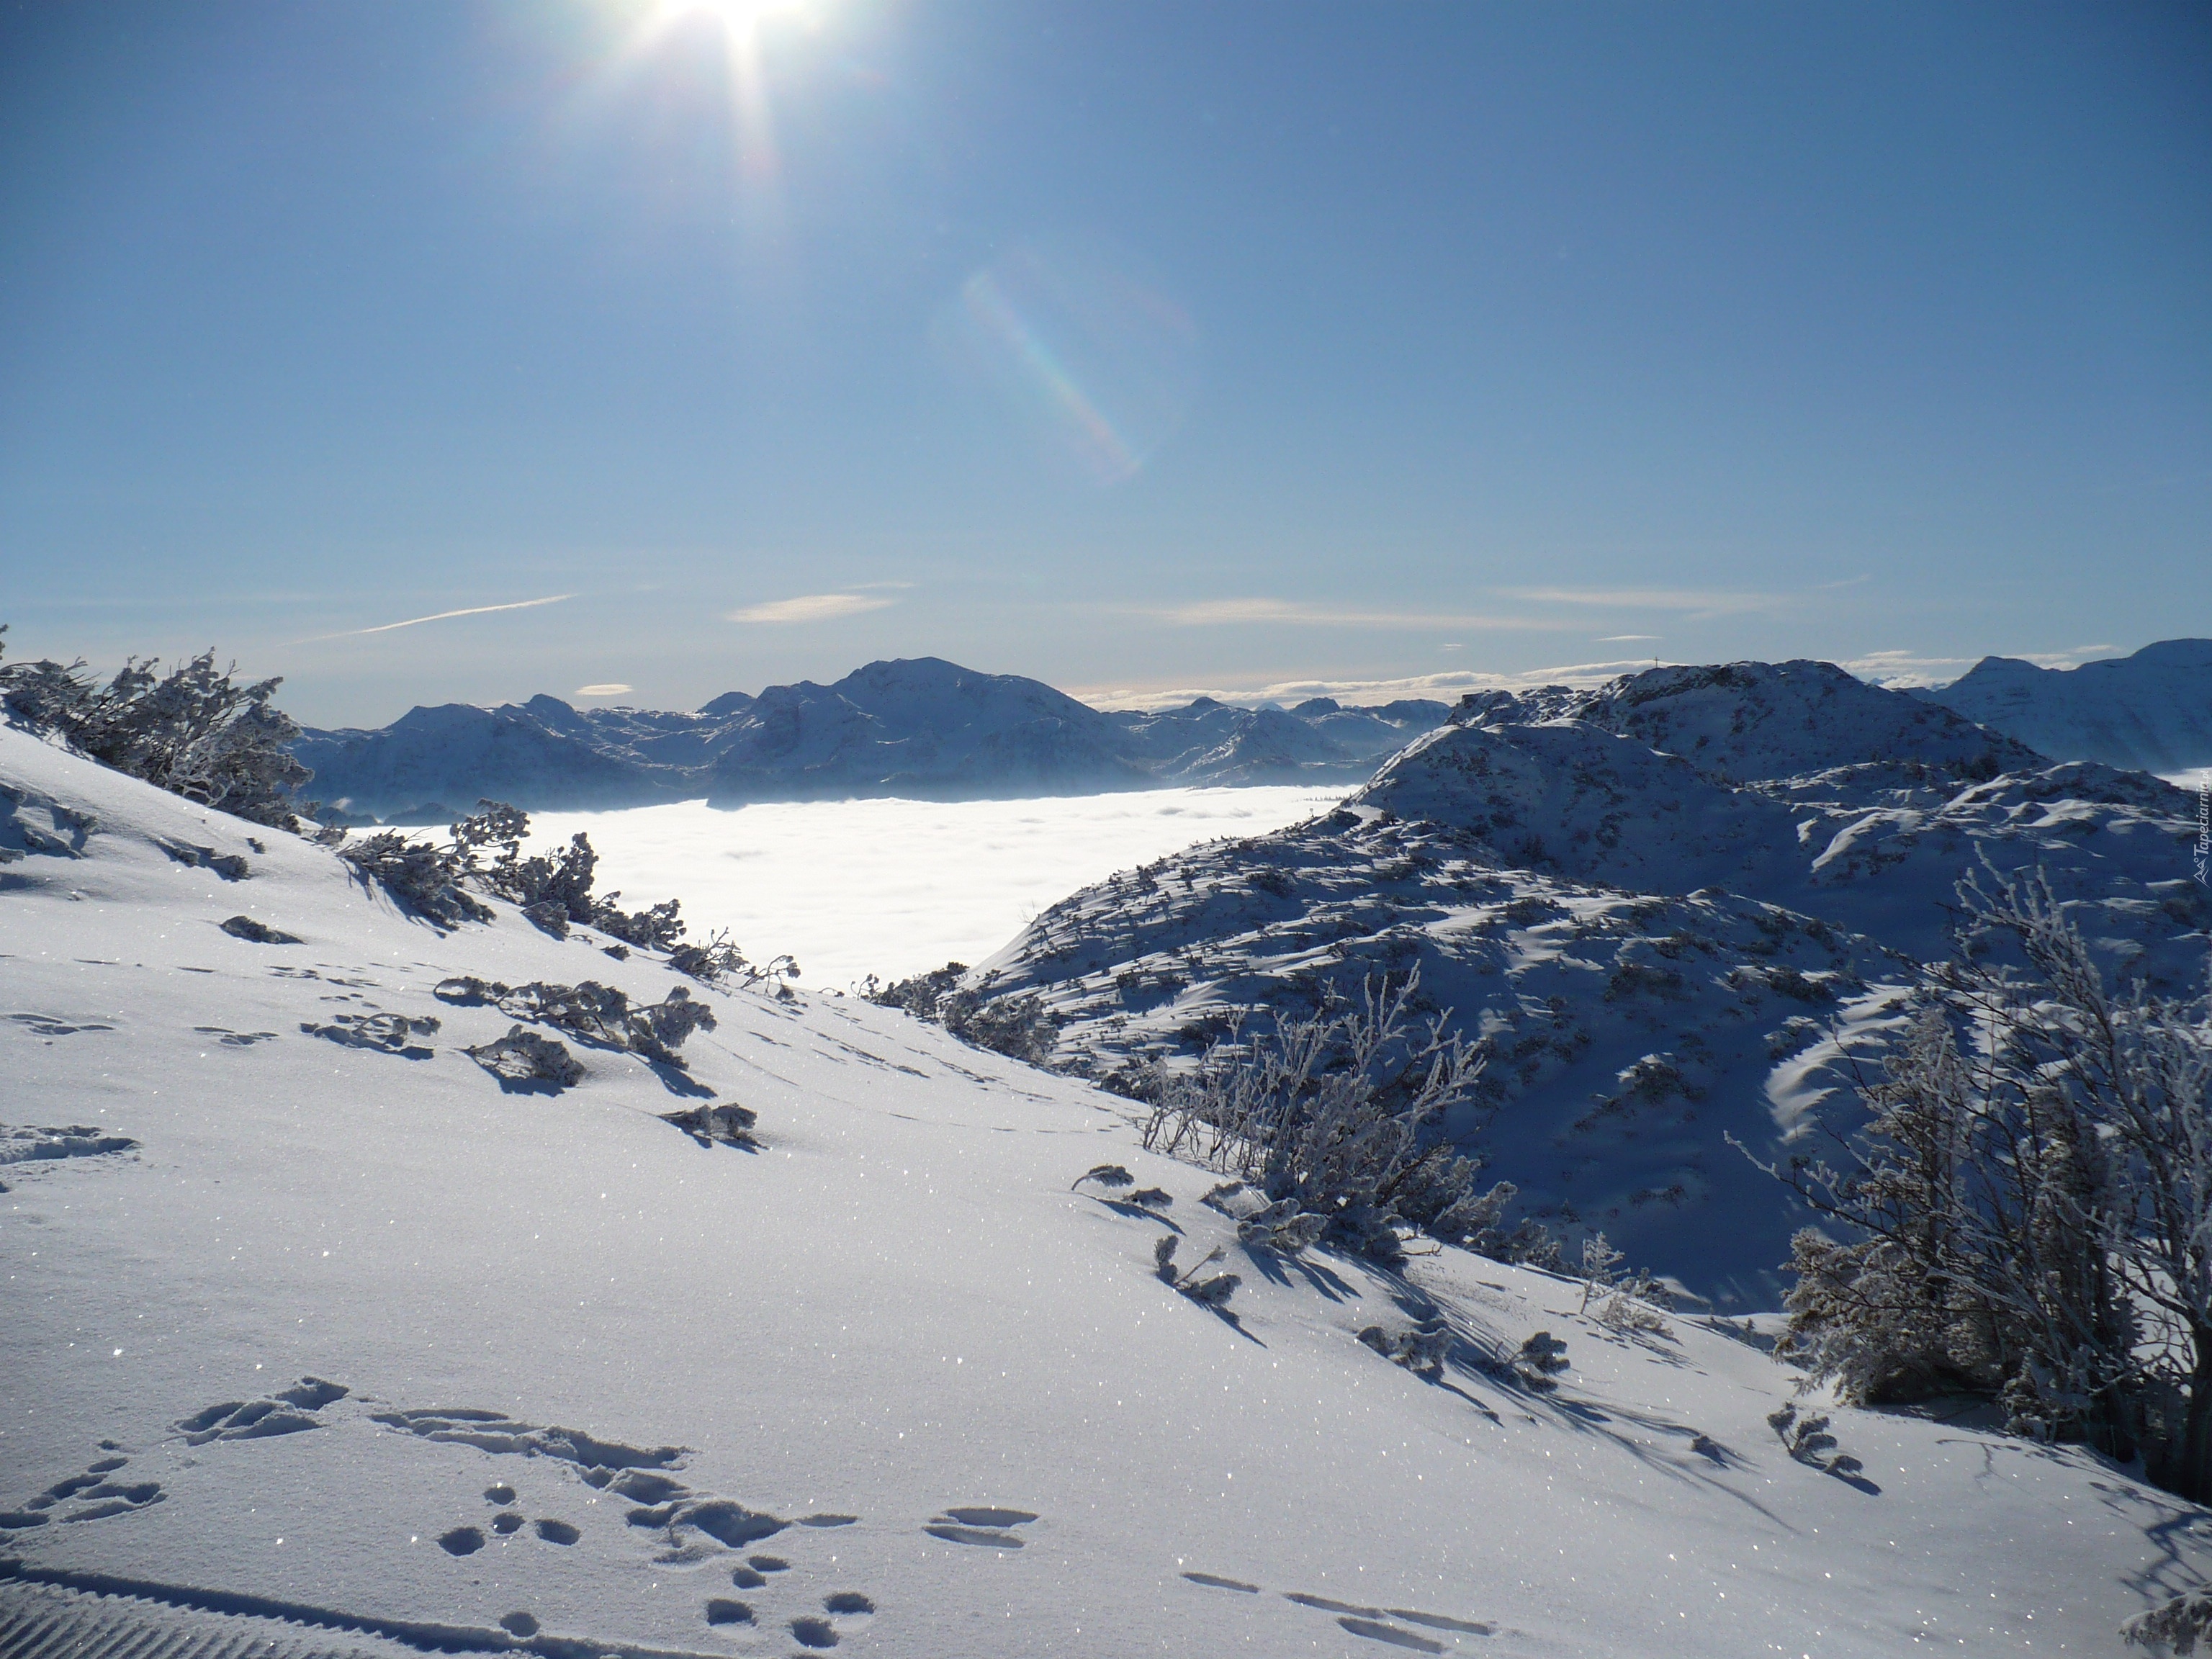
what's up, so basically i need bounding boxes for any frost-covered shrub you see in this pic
[866,962,1060,1066]
[660,1101,760,1148]
[0,629,312,829]
[1133,970,1493,1264]
[466,1027,585,1089]
[1764,1402,1863,1476]
[1359,1318,1450,1375]
[1746,866,2212,1503]
[1578,1230,1672,1334]
[2126,1591,2212,1655]
[219,914,301,945]
[433,976,715,1068]
[1153,1234,1238,1308]
[339,831,493,927]
[449,802,689,951]
[1512,1331,1570,1392]
[670,930,800,992]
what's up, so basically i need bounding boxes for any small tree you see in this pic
[1134,969,1497,1263]
[1748,866,2212,1502]
[866,962,1059,1066]
[0,630,311,829]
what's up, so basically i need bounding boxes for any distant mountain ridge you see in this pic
[1916,639,2212,774]
[292,657,1450,821]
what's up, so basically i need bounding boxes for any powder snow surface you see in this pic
[501,787,1346,991]
[3,725,2207,1658]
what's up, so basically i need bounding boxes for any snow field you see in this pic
[2,726,2207,1656]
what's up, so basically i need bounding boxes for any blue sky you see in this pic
[1,0,2205,725]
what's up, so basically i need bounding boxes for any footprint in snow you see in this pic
[7,1376,343,1534]
[924,1506,1038,1548]
[1184,1575,1491,1650]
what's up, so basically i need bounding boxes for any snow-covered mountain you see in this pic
[1917,638,2212,773]
[4,718,2206,1658]
[966,660,2205,1308]
[292,660,1450,822]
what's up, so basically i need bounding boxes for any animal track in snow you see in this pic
[1282,1591,1488,1647]
[300,1012,438,1058]
[176,1377,349,1445]
[0,1123,138,1166]
[1182,1573,1259,1593]
[1182,1573,1488,1650]
[368,1407,683,1472]
[1336,1615,1447,1652]
[534,1519,580,1545]
[2,1446,166,1529]
[194,1025,280,1046]
[924,1505,1037,1548]
[439,1527,485,1557]
[6,1012,114,1039]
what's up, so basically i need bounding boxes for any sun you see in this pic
[646,0,817,42]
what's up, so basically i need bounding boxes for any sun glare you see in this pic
[647,0,815,42]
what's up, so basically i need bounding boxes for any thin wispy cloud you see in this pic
[1506,586,1782,616]
[1843,644,2118,688]
[1596,634,1661,642]
[1145,598,1555,630]
[1068,658,1670,712]
[290,592,575,644]
[728,593,898,624]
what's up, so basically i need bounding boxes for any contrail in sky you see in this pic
[290,593,575,644]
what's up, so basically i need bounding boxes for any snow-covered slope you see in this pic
[292,663,1449,821]
[1919,639,2212,774]
[5,725,2205,1657]
[969,663,2206,1306]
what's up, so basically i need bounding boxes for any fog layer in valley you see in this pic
[494,786,1347,989]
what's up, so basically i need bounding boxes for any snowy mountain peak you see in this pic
[1921,637,2212,773]
[1562,657,2044,783]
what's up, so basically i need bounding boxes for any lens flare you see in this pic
[934,233,1201,487]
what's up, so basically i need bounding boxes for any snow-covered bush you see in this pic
[1578,1230,1672,1334]
[1749,866,2212,1503]
[1133,969,1495,1264]
[449,802,688,951]
[339,831,493,927]
[660,1101,760,1148]
[2126,1591,2212,1655]
[433,976,716,1068]
[1765,1402,1864,1477]
[1359,1317,1451,1375]
[1511,1331,1570,1392]
[1153,1234,1239,1308]
[0,628,311,829]
[465,1026,585,1089]
[866,962,1060,1066]
[670,929,801,992]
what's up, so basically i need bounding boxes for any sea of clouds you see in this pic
[518,786,1347,992]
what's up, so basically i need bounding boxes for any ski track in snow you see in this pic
[3,719,2210,1656]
